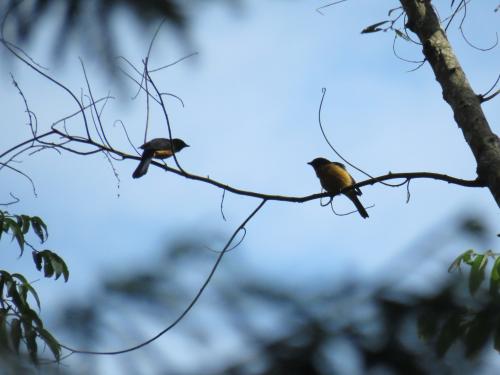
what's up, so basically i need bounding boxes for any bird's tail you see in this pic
[132,154,153,179]
[346,192,369,219]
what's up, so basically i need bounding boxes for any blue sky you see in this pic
[1,0,499,372]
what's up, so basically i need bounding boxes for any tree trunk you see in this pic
[400,0,500,206]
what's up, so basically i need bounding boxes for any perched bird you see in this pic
[132,138,189,179]
[308,157,369,219]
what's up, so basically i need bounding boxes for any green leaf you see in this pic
[43,255,54,278]
[448,249,474,272]
[49,254,64,281]
[494,320,500,353]
[436,313,464,357]
[20,215,31,234]
[10,318,22,353]
[38,328,61,361]
[469,254,487,295]
[2,217,15,233]
[0,310,9,351]
[21,308,43,329]
[32,251,43,271]
[462,249,475,265]
[464,312,492,357]
[50,252,69,282]
[8,283,27,313]
[31,216,48,243]
[38,250,69,282]
[489,256,500,296]
[10,220,25,255]
[12,273,41,310]
[25,327,38,364]
[361,20,390,34]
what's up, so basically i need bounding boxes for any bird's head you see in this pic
[307,157,331,170]
[172,138,190,151]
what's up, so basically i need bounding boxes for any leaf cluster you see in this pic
[416,249,500,358]
[1,210,69,365]
[0,271,61,363]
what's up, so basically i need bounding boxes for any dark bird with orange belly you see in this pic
[132,138,189,179]
[308,157,369,219]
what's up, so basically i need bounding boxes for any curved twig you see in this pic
[60,199,267,355]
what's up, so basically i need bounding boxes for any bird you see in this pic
[308,157,369,219]
[132,138,189,179]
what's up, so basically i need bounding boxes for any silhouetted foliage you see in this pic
[39,215,498,374]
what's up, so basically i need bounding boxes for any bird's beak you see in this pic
[185,144,190,147]
[307,161,312,165]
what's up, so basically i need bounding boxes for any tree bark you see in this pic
[400,0,500,206]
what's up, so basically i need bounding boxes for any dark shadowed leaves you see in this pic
[464,312,493,358]
[436,312,465,357]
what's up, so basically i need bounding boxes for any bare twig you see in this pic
[60,199,267,355]
[316,0,349,15]
[0,193,20,206]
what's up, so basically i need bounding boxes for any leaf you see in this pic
[489,256,500,296]
[32,251,43,271]
[38,250,69,282]
[8,283,27,313]
[436,313,464,357]
[0,271,6,299]
[25,328,38,364]
[4,218,24,255]
[12,273,41,310]
[49,254,64,281]
[464,312,492,358]
[10,318,22,353]
[0,310,9,351]
[494,320,500,352]
[462,249,475,265]
[21,308,44,329]
[38,328,61,361]
[50,252,69,282]
[31,216,48,243]
[18,215,31,234]
[361,20,390,34]
[2,217,14,233]
[43,257,54,278]
[448,249,474,272]
[469,254,486,295]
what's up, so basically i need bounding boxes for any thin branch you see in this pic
[317,88,402,187]
[145,69,186,174]
[406,178,411,203]
[480,89,500,103]
[458,0,498,52]
[150,52,198,73]
[60,199,267,355]
[478,74,500,103]
[316,0,348,15]
[204,227,247,254]
[220,189,227,222]
[10,74,37,137]
[1,5,91,140]
[0,193,20,206]
[0,162,37,197]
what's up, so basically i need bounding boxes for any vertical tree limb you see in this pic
[400,0,500,206]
